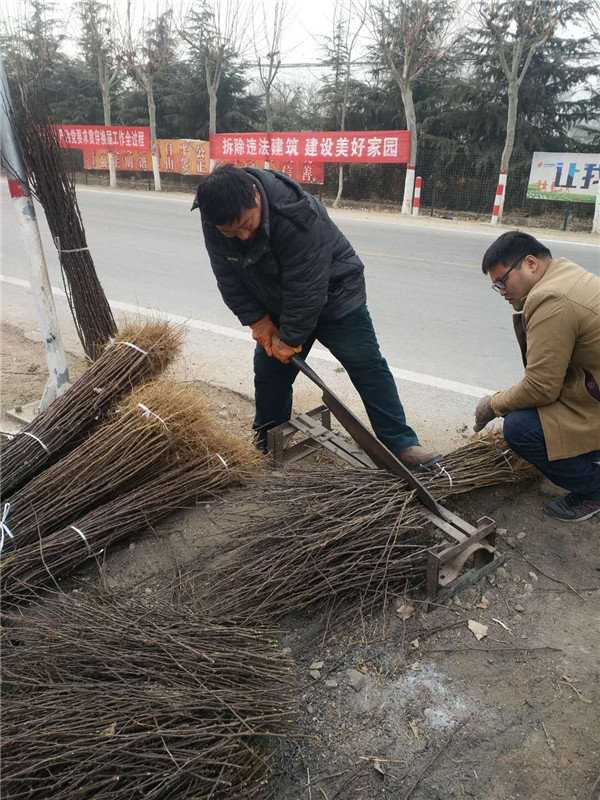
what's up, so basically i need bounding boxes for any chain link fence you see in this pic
[71,146,596,232]
[319,149,596,231]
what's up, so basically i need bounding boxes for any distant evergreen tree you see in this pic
[1,0,102,122]
[422,0,600,158]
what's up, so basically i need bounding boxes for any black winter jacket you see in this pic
[196,168,366,347]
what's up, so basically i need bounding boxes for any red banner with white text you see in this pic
[210,131,410,163]
[57,125,151,151]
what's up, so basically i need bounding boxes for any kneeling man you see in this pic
[474,231,600,522]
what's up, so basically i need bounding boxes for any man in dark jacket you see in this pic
[193,165,439,467]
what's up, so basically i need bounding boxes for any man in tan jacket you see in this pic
[473,231,600,522]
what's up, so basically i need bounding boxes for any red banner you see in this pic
[57,125,151,151]
[210,131,410,163]
[222,158,324,185]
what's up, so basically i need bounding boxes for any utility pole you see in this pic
[0,55,70,410]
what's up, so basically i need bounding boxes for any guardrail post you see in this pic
[412,176,422,215]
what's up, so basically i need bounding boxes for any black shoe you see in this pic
[544,492,600,522]
[252,433,269,455]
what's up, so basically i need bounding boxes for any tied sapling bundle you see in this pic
[10,82,116,359]
[1,454,252,606]
[1,380,257,558]
[0,320,184,500]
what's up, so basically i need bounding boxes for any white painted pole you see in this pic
[0,55,70,410]
[402,165,416,215]
[593,182,600,235]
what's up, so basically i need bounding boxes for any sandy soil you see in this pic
[2,323,599,800]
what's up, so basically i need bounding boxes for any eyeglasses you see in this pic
[491,257,524,292]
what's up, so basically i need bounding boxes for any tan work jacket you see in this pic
[491,258,600,461]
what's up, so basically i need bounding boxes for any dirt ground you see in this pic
[2,323,599,800]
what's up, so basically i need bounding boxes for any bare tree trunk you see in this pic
[400,82,417,215]
[206,49,220,172]
[101,87,117,189]
[208,84,218,172]
[146,81,161,191]
[265,83,273,132]
[333,16,359,211]
[501,82,518,173]
[491,80,518,225]
[334,165,344,207]
[264,83,272,169]
[208,86,218,136]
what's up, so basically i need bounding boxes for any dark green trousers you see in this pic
[253,303,420,454]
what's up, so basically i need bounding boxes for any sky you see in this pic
[1,0,368,78]
[4,0,595,89]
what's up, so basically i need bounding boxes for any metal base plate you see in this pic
[4,400,39,426]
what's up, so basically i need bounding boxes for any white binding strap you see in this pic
[215,453,229,471]
[114,341,149,356]
[500,449,515,473]
[137,403,171,435]
[54,236,90,254]
[18,431,50,455]
[436,463,453,488]
[69,525,104,558]
[0,503,15,556]
[69,524,92,555]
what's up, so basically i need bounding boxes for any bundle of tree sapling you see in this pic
[0,320,184,500]
[1,589,296,799]
[1,453,253,606]
[1,380,256,556]
[10,82,116,359]
[196,433,535,623]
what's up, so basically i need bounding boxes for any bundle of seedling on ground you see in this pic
[0,320,183,499]
[0,321,258,605]
[1,589,296,799]
[184,434,535,624]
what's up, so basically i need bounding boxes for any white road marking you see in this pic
[1,273,495,398]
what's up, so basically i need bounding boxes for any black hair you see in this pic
[482,231,552,274]
[193,165,257,226]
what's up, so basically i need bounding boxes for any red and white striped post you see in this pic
[412,176,422,215]
[491,170,508,225]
